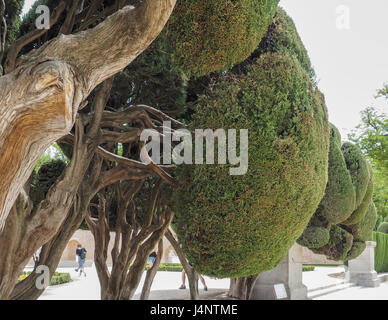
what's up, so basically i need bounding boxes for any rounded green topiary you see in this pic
[172,9,330,278]
[298,125,375,261]
[297,227,330,249]
[343,165,373,225]
[341,143,371,219]
[345,242,366,261]
[159,0,280,77]
[310,225,353,261]
[313,124,356,225]
[346,202,377,242]
[377,222,388,234]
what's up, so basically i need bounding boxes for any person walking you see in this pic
[179,269,208,291]
[32,248,41,270]
[75,244,87,277]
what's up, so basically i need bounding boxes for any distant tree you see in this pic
[349,106,387,167]
[349,99,387,220]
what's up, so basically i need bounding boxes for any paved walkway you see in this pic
[315,281,388,300]
[38,265,230,300]
[35,265,388,300]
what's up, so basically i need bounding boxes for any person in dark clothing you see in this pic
[32,248,40,270]
[75,244,87,277]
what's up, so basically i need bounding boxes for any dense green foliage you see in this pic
[377,222,388,234]
[349,106,387,167]
[371,231,388,273]
[173,9,330,278]
[302,266,315,272]
[375,215,384,231]
[19,272,71,285]
[158,0,279,77]
[145,263,184,272]
[298,125,376,261]
[3,0,24,45]
[30,159,67,206]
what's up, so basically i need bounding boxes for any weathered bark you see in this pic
[140,238,163,300]
[165,229,199,300]
[88,180,174,300]
[10,206,83,300]
[0,79,114,300]
[0,0,176,229]
[228,275,260,300]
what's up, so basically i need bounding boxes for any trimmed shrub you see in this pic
[347,202,378,242]
[371,231,388,273]
[18,272,71,286]
[173,9,329,278]
[302,265,315,272]
[377,222,388,234]
[312,124,356,225]
[310,225,353,261]
[345,242,366,261]
[341,143,370,211]
[298,125,375,261]
[375,215,383,231]
[159,0,280,77]
[297,227,330,249]
[146,263,184,272]
[50,272,71,286]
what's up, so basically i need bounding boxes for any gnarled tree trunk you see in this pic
[165,229,199,300]
[87,181,174,300]
[140,238,163,300]
[228,275,260,300]
[0,0,176,229]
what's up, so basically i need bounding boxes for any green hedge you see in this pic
[302,265,315,272]
[18,271,71,286]
[50,272,71,286]
[371,231,388,273]
[145,263,184,272]
[377,222,388,234]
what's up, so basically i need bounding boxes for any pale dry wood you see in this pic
[0,0,176,229]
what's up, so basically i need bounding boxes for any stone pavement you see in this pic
[315,282,388,300]
[38,265,230,300]
[34,265,388,300]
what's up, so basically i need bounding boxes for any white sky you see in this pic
[22,0,35,14]
[22,0,388,138]
[279,0,388,138]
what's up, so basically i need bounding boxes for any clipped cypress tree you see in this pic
[172,8,330,278]
[298,124,376,261]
